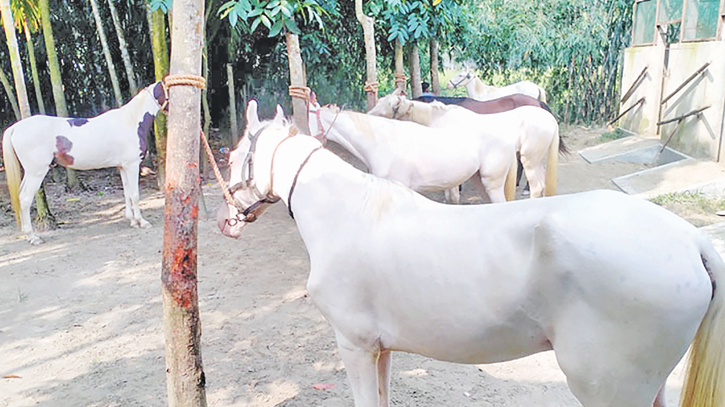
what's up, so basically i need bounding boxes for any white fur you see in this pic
[448,69,547,103]
[2,82,162,244]
[218,101,724,407]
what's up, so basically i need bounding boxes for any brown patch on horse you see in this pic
[152,82,168,111]
[67,118,89,127]
[137,112,155,159]
[54,136,75,166]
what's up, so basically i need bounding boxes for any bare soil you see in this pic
[0,125,709,407]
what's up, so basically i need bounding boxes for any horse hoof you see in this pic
[28,235,45,245]
[140,220,152,229]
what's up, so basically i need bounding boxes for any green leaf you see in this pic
[269,18,284,37]
[285,18,301,34]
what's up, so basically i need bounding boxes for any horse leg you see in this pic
[377,350,392,407]
[334,330,386,407]
[118,166,134,224]
[120,163,151,228]
[18,170,49,245]
[653,385,666,407]
[520,154,546,198]
[444,187,460,204]
[552,307,672,407]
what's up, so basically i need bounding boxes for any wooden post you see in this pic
[285,31,310,135]
[355,0,377,110]
[227,63,238,146]
[162,0,207,405]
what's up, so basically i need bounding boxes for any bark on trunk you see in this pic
[89,0,123,107]
[36,0,62,222]
[429,38,440,95]
[394,39,406,94]
[285,31,310,135]
[355,0,377,110]
[24,25,46,114]
[1,1,31,119]
[162,0,207,405]
[0,67,20,119]
[147,6,169,190]
[408,42,422,98]
[106,0,137,95]
[227,63,238,145]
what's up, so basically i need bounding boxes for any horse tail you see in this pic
[504,150,517,201]
[544,123,559,197]
[680,244,725,407]
[2,126,22,226]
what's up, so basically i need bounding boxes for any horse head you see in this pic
[368,91,412,120]
[447,69,474,89]
[148,81,169,114]
[217,100,289,238]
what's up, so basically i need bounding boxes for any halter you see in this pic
[309,104,342,145]
[147,83,169,113]
[226,125,321,225]
[448,71,473,89]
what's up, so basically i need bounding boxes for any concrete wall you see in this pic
[619,43,665,137]
[661,42,725,161]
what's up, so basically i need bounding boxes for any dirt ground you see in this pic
[0,125,707,407]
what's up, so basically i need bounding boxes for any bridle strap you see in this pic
[310,105,341,145]
[287,146,323,219]
[449,71,472,89]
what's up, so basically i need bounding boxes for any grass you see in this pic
[599,128,629,142]
[650,191,725,226]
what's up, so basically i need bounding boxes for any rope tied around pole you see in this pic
[363,81,379,95]
[200,129,236,208]
[289,86,311,102]
[163,74,207,90]
[394,73,407,86]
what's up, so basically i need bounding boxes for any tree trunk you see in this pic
[0,67,20,120]
[355,0,377,110]
[147,6,169,190]
[24,25,45,114]
[162,0,207,405]
[227,63,238,146]
[429,38,440,95]
[394,39,405,94]
[89,0,123,107]
[39,0,66,116]
[1,1,31,119]
[285,31,310,135]
[408,42,422,98]
[106,0,137,95]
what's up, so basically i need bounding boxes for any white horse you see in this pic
[368,91,561,198]
[2,81,167,244]
[447,69,547,103]
[218,101,724,407]
[308,102,517,204]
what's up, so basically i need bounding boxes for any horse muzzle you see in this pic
[217,203,247,239]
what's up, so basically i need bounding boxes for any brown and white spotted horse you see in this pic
[2,81,168,244]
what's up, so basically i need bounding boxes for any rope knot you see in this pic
[363,81,379,95]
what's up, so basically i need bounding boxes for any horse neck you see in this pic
[270,135,371,226]
[320,110,379,165]
[398,102,433,126]
[468,76,494,96]
[118,89,158,120]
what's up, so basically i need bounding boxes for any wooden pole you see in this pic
[227,63,238,145]
[355,0,377,110]
[162,0,207,405]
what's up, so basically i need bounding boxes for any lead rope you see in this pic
[162,74,237,209]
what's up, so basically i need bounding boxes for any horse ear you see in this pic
[391,88,404,97]
[273,105,285,124]
[245,100,261,135]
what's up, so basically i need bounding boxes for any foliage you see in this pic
[147,0,171,12]
[219,0,327,37]
[600,127,628,142]
[366,0,466,46]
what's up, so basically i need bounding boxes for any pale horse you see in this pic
[368,91,561,198]
[2,81,167,244]
[447,69,547,103]
[307,102,517,204]
[218,101,725,407]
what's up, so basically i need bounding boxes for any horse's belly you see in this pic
[383,319,552,364]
